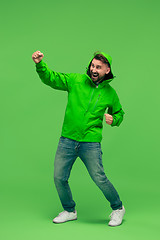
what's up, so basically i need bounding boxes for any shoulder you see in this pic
[72,73,87,83]
[104,83,116,95]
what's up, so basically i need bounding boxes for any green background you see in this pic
[1,0,160,239]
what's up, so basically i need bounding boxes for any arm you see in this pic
[32,50,75,92]
[107,91,125,127]
[36,60,75,92]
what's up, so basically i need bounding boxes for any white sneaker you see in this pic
[53,210,77,223]
[108,206,125,226]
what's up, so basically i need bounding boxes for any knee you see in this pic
[91,172,109,186]
[54,169,62,183]
[54,176,68,186]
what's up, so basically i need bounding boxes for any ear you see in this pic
[105,67,110,75]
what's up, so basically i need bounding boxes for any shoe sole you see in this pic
[108,222,122,227]
[53,218,77,224]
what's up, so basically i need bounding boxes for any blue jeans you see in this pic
[54,136,122,212]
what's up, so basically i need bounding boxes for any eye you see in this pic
[97,66,101,69]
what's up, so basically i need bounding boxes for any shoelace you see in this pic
[58,211,68,216]
[109,209,122,220]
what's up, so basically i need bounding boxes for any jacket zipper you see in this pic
[92,94,101,111]
[84,88,95,114]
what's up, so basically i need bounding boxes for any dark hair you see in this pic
[93,52,110,68]
[87,52,115,80]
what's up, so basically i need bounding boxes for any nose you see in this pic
[91,66,96,72]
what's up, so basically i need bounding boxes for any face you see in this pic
[90,58,110,82]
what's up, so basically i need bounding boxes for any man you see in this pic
[32,50,125,226]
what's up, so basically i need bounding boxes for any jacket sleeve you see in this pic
[35,60,75,92]
[107,91,125,127]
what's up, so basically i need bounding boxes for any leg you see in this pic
[54,137,78,212]
[78,142,122,210]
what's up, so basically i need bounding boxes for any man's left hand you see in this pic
[104,114,113,125]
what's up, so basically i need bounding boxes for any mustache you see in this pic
[91,71,99,76]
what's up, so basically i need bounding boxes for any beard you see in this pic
[90,71,104,83]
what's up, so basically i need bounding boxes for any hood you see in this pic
[86,51,115,84]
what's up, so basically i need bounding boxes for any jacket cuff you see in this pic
[111,116,117,127]
[35,60,45,68]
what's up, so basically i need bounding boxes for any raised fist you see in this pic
[32,50,44,63]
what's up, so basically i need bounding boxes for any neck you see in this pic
[92,77,104,85]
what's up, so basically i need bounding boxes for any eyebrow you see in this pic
[91,63,101,67]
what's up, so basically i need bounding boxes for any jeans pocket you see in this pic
[60,136,66,140]
[59,136,74,150]
[59,136,67,147]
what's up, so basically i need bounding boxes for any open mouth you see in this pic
[92,73,99,78]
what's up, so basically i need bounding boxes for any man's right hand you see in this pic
[32,50,44,63]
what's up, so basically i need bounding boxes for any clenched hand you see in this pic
[32,50,44,63]
[104,114,113,125]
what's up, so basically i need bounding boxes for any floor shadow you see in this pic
[79,218,126,226]
[79,218,109,225]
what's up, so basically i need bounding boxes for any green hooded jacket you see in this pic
[35,52,125,142]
